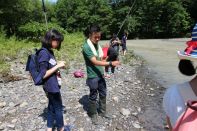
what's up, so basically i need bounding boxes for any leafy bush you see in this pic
[0,31,85,75]
[18,22,66,41]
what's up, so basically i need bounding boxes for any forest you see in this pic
[0,0,197,39]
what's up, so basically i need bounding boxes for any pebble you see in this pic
[0,102,6,108]
[40,99,47,104]
[11,119,17,123]
[120,108,130,117]
[132,121,142,129]
[19,101,28,108]
[0,53,165,130]
[7,124,15,129]
[8,109,17,115]
[112,96,119,102]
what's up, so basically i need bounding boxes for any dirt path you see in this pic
[126,38,193,88]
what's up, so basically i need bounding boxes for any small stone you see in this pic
[20,101,28,108]
[9,102,15,107]
[149,88,154,91]
[0,102,6,108]
[40,99,47,104]
[147,94,155,97]
[11,119,17,123]
[132,121,141,129]
[75,104,82,109]
[8,109,17,115]
[0,125,4,130]
[131,112,138,116]
[79,128,84,131]
[7,124,15,129]
[112,97,119,102]
[120,108,130,117]
[137,107,141,112]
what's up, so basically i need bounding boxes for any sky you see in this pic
[48,0,57,3]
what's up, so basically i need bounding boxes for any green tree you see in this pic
[56,0,113,38]
[0,0,57,37]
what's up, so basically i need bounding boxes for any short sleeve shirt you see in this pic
[82,41,104,78]
[192,23,197,41]
[121,35,127,44]
[38,48,60,93]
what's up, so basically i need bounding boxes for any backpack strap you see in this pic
[35,47,51,69]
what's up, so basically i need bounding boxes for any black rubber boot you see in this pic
[88,100,99,125]
[98,96,112,120]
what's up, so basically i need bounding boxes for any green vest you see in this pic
[82,41,104,78]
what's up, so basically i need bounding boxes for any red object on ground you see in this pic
[102,47,109,59]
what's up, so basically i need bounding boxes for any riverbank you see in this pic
[0,51,166,131]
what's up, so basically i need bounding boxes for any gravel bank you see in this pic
[0,51,166,131]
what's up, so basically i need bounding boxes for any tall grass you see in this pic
[0,32,84,75]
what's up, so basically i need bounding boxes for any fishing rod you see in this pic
[42,0,48,30]
[116,0,136,36]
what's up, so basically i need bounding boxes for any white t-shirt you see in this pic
[163,82,197,127]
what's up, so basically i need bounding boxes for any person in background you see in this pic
[121,32,128,56]
[38,29,65,131]
[110,33,121,55]
[82,24,120,125]
[105,43,119,76]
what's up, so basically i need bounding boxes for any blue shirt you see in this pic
[192,23,197,41]
[121,35,127,44]
[38,48,60,93]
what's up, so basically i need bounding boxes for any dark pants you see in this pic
[106,55,118,74]
[47,92,64,129]
[86,77,107,101]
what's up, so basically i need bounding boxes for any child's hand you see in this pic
[112,61,120,66]
[57,61,65,69]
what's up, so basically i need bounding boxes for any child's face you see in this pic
[90,32,101,44]
[51,40,59,49]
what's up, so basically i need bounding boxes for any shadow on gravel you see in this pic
[39,107,48,121]
[79,95,89,112]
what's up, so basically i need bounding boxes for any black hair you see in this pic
[41,29,64,50]
[84,24,101,38]
[178,59,196,76]
[112,33,117,39]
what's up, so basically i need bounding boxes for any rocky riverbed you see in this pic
[0,51,166,131]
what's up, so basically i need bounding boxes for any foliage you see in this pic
[56,0,113,38]
[0,31,84,74]
[0,0,56,36]
[0,0,196,39]
[18,22,66,41]
[0,33,39,74]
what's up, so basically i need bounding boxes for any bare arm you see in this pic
[90,56,120,67]
[43,61,65,79]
